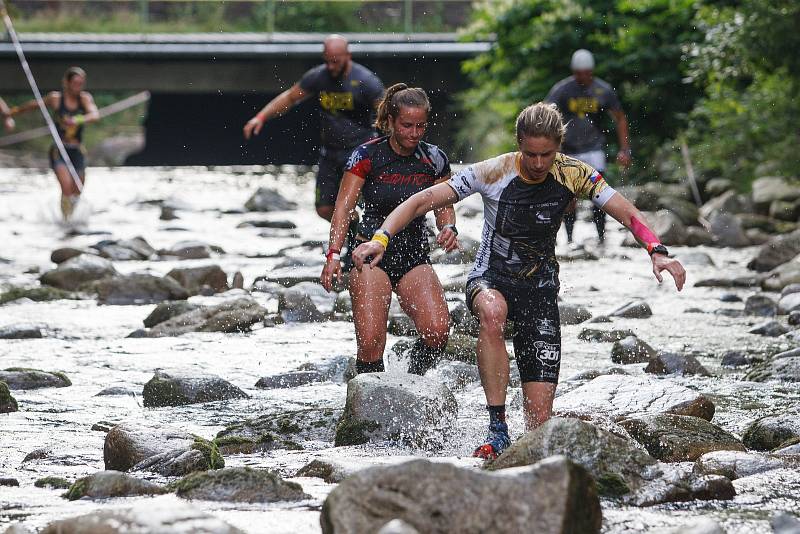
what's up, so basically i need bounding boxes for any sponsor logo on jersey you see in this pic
[346,149,364,169]
[589,171,605,184]
[320,91,355,113]
[533,341,560,367]
[375,173,434,186]
[535,318,557,337]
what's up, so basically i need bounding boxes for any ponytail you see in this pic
[374,82,431,133]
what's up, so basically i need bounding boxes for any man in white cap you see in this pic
[546,48,631,244]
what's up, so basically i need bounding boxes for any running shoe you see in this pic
[473,421,511,460]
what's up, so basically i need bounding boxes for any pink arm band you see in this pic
[630,216,660,254]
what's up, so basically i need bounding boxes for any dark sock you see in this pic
[407,338,445,375]
[487,405,506,427]
[355,359,384,374]
[593,206,606,241]
[563,211,576,242]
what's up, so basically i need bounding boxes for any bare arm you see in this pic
[0,97,13,131]
[244,84,307,139]
[352,182,459,269]
[79,92,100,123]
[609,109,631,168]
[432,174,458,252]
[601,192,686,290]
[7,92,54,116]
[320,172,365,291]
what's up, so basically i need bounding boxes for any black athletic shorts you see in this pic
[49,145,86,174]
[355,235,431,289]
[466,270,561,384]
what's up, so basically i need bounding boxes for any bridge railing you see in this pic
[5,0,476,34]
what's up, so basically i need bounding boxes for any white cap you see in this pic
[570,49,595,70]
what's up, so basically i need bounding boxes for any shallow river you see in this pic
[0,166,798,533]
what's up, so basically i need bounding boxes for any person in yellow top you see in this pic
[352,102,686,460]
[9,67,99,219]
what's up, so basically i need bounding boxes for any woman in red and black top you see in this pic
[321,83,459,375]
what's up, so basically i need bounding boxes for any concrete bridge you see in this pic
[0,32,490,164]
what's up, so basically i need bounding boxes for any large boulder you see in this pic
[40,254,117,290]
[142,370,249,407]
[643,210,687,246]
[143,301,201,328]
[321,457,601,534]
[553,374,715,421]
[742,410,800,451]
[334,373,457,448]
[558,303,592,325]
[40,500,243,534]
[777,292,800,315]
[611,336,656,364]
[618,414,745,462]
[145,297,267,336]
[244,187,298,212]
[699,190,752,220]
[644,351,711,376]
[173,467,310,502]
[0,382,18,413]
[744,293,778,316]
[751,176,800,211]
[762,256,800,291]
[0,368,71,390]
[215,408,341,454]
[657,196,700,226]
[64,471,167,500]
[166,265,229,295]
[747,230,800,272]
[487,417,734,506]
[707,213,750,247]
[693,450,788,480]
[84,273,189,305]
[104,421,223,475]
[278,282,336,323]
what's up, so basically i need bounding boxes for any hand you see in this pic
[352,241,385,271]
[652,253,686,291]
[616,149,632,168]
[3,116,14,132]
[320,257,342,292]
[243,116,264,140]
[436,226,459,252]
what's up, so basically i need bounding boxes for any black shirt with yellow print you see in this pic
[299,62,384,150]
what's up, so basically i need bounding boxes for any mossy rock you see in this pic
[0,368,71,390]
[35,476,71,489]
[0,286,79,305]
[215,408,339,454]
[192,436,225,470]
[0,381,18,413]
[171,466,310,503]
[64,471,167,500]
[595,472,630,497]
[142,370,248,407]
[334,414,381,447]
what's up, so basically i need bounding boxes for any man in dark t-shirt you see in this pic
[546,49,631,243]
[243,34,385,221]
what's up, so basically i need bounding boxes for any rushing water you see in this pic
[0,166,798,533]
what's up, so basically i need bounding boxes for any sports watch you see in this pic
[649,244,669,257]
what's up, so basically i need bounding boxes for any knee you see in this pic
[478,303,507,335]
[419,320,449,349]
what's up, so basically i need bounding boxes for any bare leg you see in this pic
[54,165,82,219]
[472,289,510,406]
[521,381,556,431]
[349,266,392,363]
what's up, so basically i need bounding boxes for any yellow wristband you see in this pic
[371,232,389,249]
[74,115,85,125]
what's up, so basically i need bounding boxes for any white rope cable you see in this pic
[0,0,83,192]
[0,91,149,147]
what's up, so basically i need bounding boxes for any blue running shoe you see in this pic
[473,421,511,460]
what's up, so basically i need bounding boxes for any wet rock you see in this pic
[668,518,725,534]
[645,351,711,376]
[745,228,772,245]
[104,421,223,474]
[159,240,217,260]
[387,313,417,336]
[788,311,800,325]
[699,190,753,220]
[244,186,297,212]
[769,200,799,221]
[751,176,800,211]
[436,360,481,391]
[744,356,800,382]
[693,450,787,480]
[567,367,629,381]
[430,237,480,264]
[92,237,155,261]
[553,374,715,421]
[748,320,788,337]
[762,257,800,292]
[173,466,309,502]
[578,328,636,343]
[143,301,200,328]
[142,370,249,407]
[774,441,800,456]
[611,336,656,364]
[277,282,335,323]
[0,285,78,305]
[231,271,244,289]
[778,292,800,315]
[708,213,750,247]
[0,478,19,486]
[721,350,756,367]
[40,499,243,534]
[0,368,71,390]
[255,371,325,389]
[0,325,42,339]
[742,410,800,451]
[64,471,167,500]
[745,293,777,316]
[719,292,742,302]
[238,218,297,229]
[34,476,72,489]
[50,247,90,264]
[618,414,745,462]
[166,265,229,295]
[559,303,592,325]
[160,205,178,220]
[747,230,800,272]
[0,382,18,413]
[658,197,700,226]
[84,273,189,305]
[643,210,687,246]
[695,275,763,288]
[588,315,612,323]
[772,512,800,534]
[215,408,340,454]
[40,254,117,290]
[321,457,601,534]
[684,227,715,246]
[92,421,117,432]
[334,373,457,448]
[676,251,715,267]
[377,519,420,534]
[487,417,733,506]
[704,178,733,197]
[146,297,267,336]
